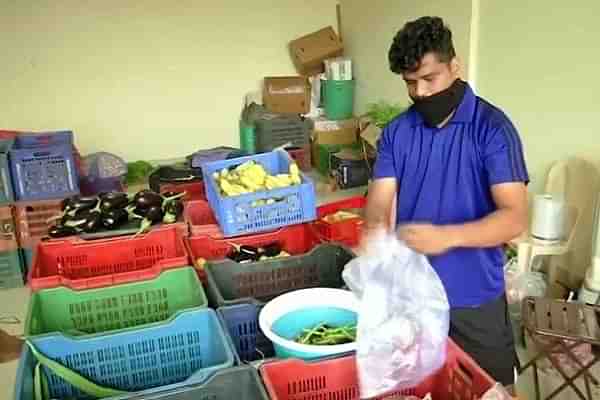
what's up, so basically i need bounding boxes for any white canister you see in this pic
[531,194,566,242]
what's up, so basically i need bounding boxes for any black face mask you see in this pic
[410,79,467,128]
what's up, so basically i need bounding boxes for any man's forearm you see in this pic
[443,208,528,249]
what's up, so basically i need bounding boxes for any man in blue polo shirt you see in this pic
[365,16,529,391]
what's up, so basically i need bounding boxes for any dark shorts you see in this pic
[449,295,518,386]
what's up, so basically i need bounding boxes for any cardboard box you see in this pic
[289,26,344,76]
[359,123,383,149]
[263,76,311,114]
[312,117,358,145]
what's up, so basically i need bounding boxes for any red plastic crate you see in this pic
[0,205,18,253]
[184,199,221,237]
[185,223,317,282]
[160,180,206,202]
[28,226,190,291]
[313,196,366,248]
[286,146,311,171]
[260,339,495,400]
[14,199,63,249]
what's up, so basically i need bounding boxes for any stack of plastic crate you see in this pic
[0,132,23,288]
[9,131,81,274]
[14,218,241,399]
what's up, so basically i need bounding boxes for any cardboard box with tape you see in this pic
[289,26,344,76]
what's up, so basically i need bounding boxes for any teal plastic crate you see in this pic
[0,249,24,289]
[0,139,15,204]
[17,308,235,400]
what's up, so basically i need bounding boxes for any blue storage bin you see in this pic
[19,308,235,400]
[14,130,73,149]
[217,303,274,363]
[10,136,80,200]
[0,249,24,289]
[201,150,316,237]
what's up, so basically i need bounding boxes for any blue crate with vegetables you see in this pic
[202,150,317,237]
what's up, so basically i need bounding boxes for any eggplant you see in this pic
[135,191,163,210]
[100,194,129,212]
[102,208,129,229]
[100,191,128,201]
[145,205,164,223]
[164,200,183,218]
[82,211,102,233]
[48,225,78,238]
[63,196,99,214]
[61,195,79,211]
[161,191,178,198]
[262,243,282,258]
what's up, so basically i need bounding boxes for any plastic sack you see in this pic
[342,231,450,398]
[504,259,547,305]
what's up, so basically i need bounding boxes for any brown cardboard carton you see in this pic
[263,76,311,114]
[312,116,358,145]
[289,26,344,76]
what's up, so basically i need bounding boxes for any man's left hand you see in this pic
[398,223,455,255]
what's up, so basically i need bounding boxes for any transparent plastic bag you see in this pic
[342,231,450,398]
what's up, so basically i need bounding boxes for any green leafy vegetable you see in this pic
[365,101,407,128]
[126,161,155,185]
[295,322,357,345]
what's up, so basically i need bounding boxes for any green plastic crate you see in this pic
[205,243,355,307]
[25,267,207,337]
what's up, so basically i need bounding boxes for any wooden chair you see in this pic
[519,296,600,400]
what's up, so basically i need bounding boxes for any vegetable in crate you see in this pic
[295,322,357,345]
[125,160,155,185]
[213,160,302,197]
[47,190,185,237]
[226,242,290,263]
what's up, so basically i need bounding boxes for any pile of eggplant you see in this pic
[226,242,290,263]
[48,190,184,238]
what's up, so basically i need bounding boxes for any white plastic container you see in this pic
[259,288,358,360]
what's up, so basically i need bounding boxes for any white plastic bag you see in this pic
[342,231,450,398]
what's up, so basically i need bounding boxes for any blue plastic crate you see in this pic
[0,249,24,289]
[10,143,80,201]
[217,303,274,363]
[18,308,235,400]
[14,130,73,149]
[201,150,316,237]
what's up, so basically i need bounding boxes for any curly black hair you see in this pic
[388,16,456,74]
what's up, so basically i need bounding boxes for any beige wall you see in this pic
[0,0,338,161]
[339,0,472,114]
[477,1,600,192]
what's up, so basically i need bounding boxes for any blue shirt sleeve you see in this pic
[483,121,530,185]
[372,125,397,179]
